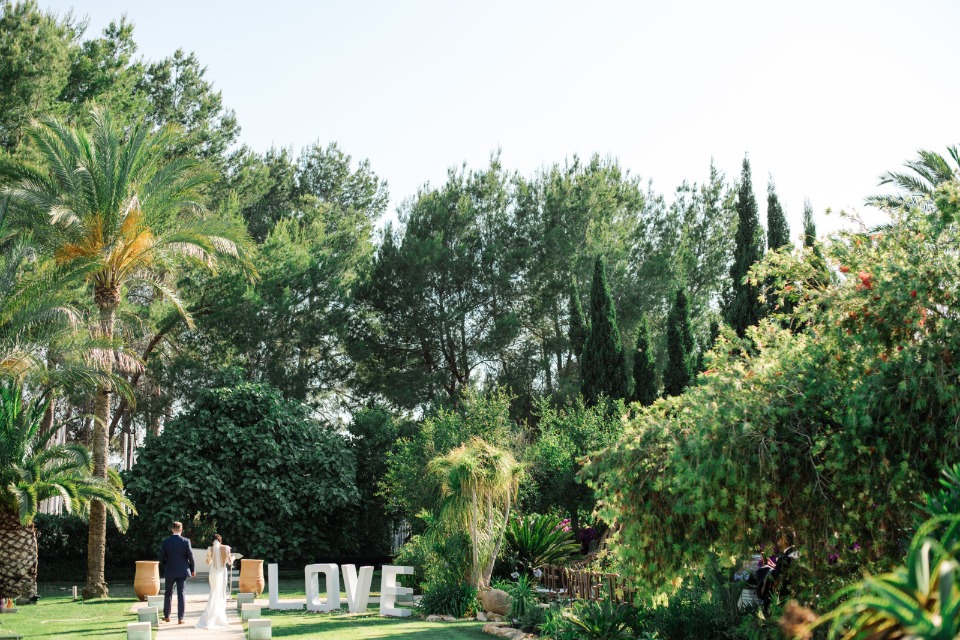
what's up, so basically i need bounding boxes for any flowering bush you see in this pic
[585,182,960,591]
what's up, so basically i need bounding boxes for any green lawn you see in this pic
[0,597,133,639]
[267,608,489,639]
[5,594,490,639]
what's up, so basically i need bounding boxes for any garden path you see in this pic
[130,583,244,639]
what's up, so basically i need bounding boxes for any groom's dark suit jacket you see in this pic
[158,534,195,579]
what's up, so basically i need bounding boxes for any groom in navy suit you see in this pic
[158,521,195,624]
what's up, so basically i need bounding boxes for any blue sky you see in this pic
[44,1,960,235]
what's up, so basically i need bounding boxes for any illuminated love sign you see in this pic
[267,563,414,616]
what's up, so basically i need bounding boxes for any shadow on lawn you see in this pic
[269,609,488,638]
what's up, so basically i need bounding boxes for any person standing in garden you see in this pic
[158,522,196,624]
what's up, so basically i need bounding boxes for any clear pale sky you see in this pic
[43,1,960,236]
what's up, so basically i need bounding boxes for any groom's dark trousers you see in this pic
[158,533,194,621]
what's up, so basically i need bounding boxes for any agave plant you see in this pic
[0,381,134,600]
[809,515,960,640]
[504,513,581,573]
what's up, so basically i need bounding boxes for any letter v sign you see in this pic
[341,564,374,613]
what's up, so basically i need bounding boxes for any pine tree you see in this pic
[632,315,657,406]
[767,177,790,252]
[581,257,628,404]
[664,287,694,396]
[802,198,816,248]
[724,155,766,338]
[568,277,589,360]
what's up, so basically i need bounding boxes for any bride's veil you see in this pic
[210,540,231,571]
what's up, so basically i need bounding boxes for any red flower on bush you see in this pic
[911,290,918,298]
[840,265,850,273]
[857,271,873,290]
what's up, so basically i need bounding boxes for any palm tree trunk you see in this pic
[0,511,38,600]
[84,299,115,599]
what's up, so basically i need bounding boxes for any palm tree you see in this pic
[866,145,960,209]
[0,232,124,391]
[427,438,523,587]
[0,381,132,601]
[2,107,252,598]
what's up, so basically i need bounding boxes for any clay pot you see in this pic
[133,561,160,601]
[239,559,265,596]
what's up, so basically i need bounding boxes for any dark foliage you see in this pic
[123,381,359,564]
[581,257,628,404]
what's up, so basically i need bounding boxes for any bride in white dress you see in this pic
[196,535,232,629]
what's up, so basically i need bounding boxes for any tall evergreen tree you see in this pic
[725,155,766,337]
[664,287,694,396]
[568,278,589,360]
[766,177,790,251]
[765,178,792,315]
[631,315,657,406]
[697,319,721,373]
[802,198,817,248]
[581,257,627,405]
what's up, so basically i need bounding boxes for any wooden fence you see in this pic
[538,564,637,604]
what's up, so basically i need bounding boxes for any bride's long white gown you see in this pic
[196,542,232,629]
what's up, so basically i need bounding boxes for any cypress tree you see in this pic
[697,319,721,373]
[581,257,628,405]
[568,277,589,360]
[631,315,657,406]
[664,287,694,397]
[767,177,790,252]
[766,178,792,315]
[725,155,766,337]
[802,198,816,248]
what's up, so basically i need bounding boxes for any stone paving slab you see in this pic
[131,586,244,639]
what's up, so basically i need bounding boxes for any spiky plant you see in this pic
[427,437,523,587]
[2,106,253,598]
[504,513,580,572]
[0,381,133,600]
[806,520,960,639]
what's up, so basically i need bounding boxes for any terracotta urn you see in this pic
[239,559,265,597]
[133,560,160,601]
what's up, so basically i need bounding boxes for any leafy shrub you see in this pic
[586,189,960,588]
[382,389,519,529]
[502,513,581,574]
[35,513,153,581]
[395,522,472,592]
[795,516,960,639]
[521,397,623,528]
[518,603,547,632]
[123,381,359,564]
[418,579,477,618]
[645,582,739,640]
[539,603,572,639]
